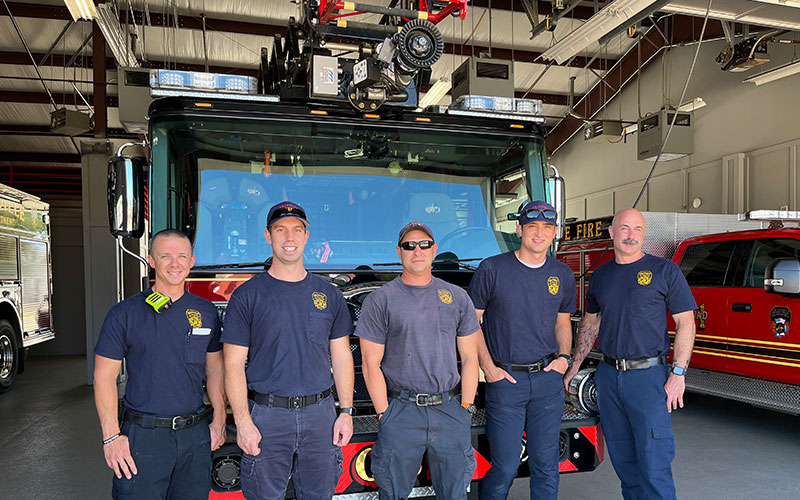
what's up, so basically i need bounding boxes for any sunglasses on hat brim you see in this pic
[268,206,308,227]
[524,208,557,220]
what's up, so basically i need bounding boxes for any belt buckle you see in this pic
[289,396,303,409]
[415,393,431,406]
[171,415,182,430]
[616,359,627,371]
[528,363,540,374]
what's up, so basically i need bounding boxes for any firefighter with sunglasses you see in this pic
[357,222,480,500]
[468,200,575,500]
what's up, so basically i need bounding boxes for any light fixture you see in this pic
[416,78,451,111]
[541,0,666,64]
[623,98,705,135]
[743,59,800,85]
[663,4,800,32]
[751,0,800,8]
[95,4,139,67]
[63,0,98,21]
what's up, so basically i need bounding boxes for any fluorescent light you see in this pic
[751,0,800,7]
[663,4,800,32]
[743,60,800,85]
[63,0,98,21]
[416,79,451,111]
[677,97,706,112]
[541,0,665,64]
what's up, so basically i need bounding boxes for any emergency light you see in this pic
[742,210,800,222]
[150,70,280,103]
[446,95,545,123]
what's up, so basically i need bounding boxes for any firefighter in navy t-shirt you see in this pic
[564,208,697,500]
[357,222,480,500]
[222,202,355,500]
[93,229,226,500]
[468,200,575,500]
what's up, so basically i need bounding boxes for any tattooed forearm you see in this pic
[572,313,601,365]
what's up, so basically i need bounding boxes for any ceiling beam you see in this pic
[0,2,616,69]
[544,16,730,155]
[0,124,136,138]
[0,89,118,107]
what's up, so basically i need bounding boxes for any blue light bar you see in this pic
[446,109,546,123]
[150,69,258,94]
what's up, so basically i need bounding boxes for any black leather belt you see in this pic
[387,387,459,407]
[603,355,665,371]
[123,408,212,430]
[495,354,556,374]
[248,387,333,409]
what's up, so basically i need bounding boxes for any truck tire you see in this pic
[0,320,19,393]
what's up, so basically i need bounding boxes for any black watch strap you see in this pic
[339,407,355,416]
[558,353,574,368]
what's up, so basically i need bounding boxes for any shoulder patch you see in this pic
[438,289,453,304]
[637,270,653,286]
[186,309,203,327]
[547,276,560,295]
[312,291,328,310]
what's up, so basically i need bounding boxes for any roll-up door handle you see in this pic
[731,302,752,312]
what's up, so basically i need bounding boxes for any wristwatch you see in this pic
[339,407,355,416]
[557,353,574,369]
[461,402,477,416]
[671,365,686,376]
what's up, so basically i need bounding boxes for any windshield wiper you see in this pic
[192,261,268,271]
[372,257,481,271]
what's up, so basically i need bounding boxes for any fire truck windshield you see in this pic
[149,115,547,270]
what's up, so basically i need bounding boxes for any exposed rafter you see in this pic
[0,2,616,69]
[545,16,731,155]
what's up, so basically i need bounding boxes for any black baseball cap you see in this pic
[397,221,434,244]
[266,201,309,228]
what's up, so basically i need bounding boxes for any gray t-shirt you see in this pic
[355,276,480,394]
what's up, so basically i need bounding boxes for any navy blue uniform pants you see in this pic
[371,396,476,500]
[111,417,211,500]
[240,395,343,500]
[480,369,564,500]
[595,362,676,500]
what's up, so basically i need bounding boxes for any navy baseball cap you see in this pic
[518,200,557,225]
[266,201,309,228]
[398,221,434,244]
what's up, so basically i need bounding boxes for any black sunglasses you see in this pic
[525,208,557,220]
[399,240,434,251]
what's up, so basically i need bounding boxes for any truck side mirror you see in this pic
[546,164,566,248]
[107,155,145,239]
[764,258,800,295]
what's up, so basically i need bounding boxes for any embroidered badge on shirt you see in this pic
[186,309,203,328]
[438,289,453,304]
[313,292,328,310]
[547,276,560,295]
[637,270,653,286]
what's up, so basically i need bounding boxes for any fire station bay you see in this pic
[2,1,800,499]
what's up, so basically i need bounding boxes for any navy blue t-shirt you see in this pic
[586,253,697,359]
[94,289,222,416]
[469,252,576,363]
[221,272,352,396]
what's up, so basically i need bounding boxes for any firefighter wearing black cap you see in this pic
[469,200,576,500]
[357,221,481,500]
[222,201,355,500]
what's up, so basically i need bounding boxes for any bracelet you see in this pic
[102,433,121,446]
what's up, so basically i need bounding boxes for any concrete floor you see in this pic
[2,356,799,499]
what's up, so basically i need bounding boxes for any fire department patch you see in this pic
[186,309,202,328]
[438,289,453,304]
[771,306,791,338]
[547,276,560,295]
[312,292,328,310]
[637,270,653,286]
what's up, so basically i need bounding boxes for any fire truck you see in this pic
[556,211,800,416]
[106,0,603,497]
[0,183,54,393]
